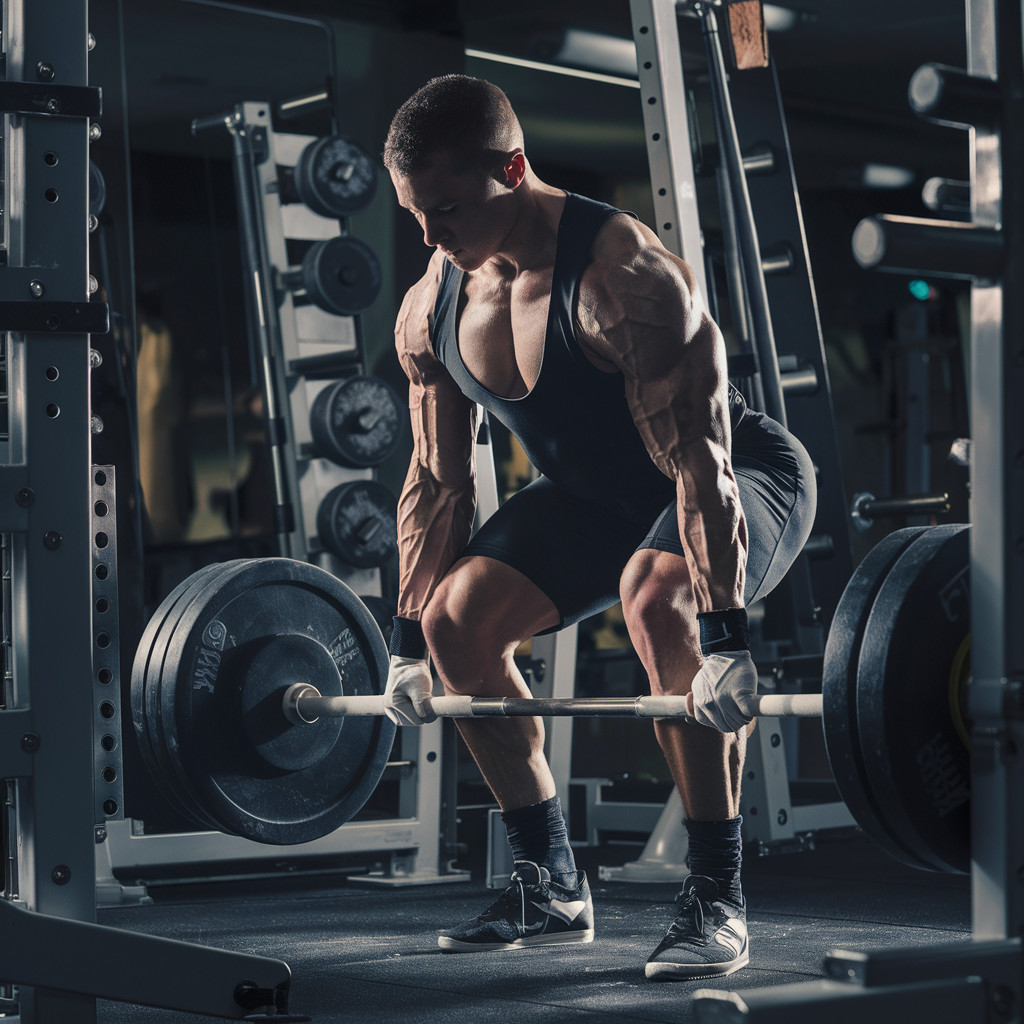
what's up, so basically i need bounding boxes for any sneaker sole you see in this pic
[438,929,595,953]
[645,951,749,981]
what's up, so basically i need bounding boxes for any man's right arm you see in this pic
[393,254,478,624]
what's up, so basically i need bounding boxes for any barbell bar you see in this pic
[281,685,824,725]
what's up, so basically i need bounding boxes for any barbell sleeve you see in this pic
[282,684,823,726]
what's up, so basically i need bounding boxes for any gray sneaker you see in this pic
[645,875,748,980]
[438,862,594,952]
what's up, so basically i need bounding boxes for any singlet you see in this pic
[429,192,747,519]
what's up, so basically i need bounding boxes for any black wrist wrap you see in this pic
[697,608,750,656]
[389,616,427,659]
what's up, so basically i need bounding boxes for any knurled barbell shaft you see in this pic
[282,684,823,726]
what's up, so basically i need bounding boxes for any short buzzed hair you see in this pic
[383,74,523,177]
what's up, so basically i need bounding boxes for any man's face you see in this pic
[390,151,514,272]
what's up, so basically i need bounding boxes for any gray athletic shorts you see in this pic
[461,409,817,631]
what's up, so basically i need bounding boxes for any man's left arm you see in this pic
[576,217,755,731]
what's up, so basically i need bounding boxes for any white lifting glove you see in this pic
[688,650,758,732]
[383,656,437,726]
[686,607,756,733]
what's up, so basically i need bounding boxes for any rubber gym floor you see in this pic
[96,833,969,1023]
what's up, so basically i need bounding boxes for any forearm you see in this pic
[675,447,746,613]
[396,463,477,620]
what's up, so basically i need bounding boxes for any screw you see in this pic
[46,97,61,114]
[29,280,44,298]
[45,315,61,331]
[770,733,782,747]
[91,415,104,435]
[51,865,70,885]
[89,348,103,368]
[43,531,62,550]
[87,32,97,51]
[36,61,55,81]
[88,213,99,233]
[20,733,40,753]
[15,488,34,508]
[88,275,98,295]
[777,809,789,825]
[95,826,107,843]
[89,122,102,142]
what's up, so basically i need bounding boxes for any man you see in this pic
[381,74,816,980]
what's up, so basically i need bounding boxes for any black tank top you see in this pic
[430,192,744,519]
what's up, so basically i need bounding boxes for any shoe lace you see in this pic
[673,888,705,937]
[510,869,527,932]
[484,870,530,931]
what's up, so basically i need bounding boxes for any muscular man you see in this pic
[381,75,816,980]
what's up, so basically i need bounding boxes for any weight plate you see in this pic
[147,558,313,833]
[131,560,251,826]
[317,480,398,569]
[857,524,971,873]
[137,560,257,830]
[822,527,933,871]
[301,236,382,317]
[309,375,404,468]
[294,135,377,218]
[158,558,394,845]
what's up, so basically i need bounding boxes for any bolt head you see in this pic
[89,122,102,142]
[15,488,34,508]
[46,97,61,114]
[36,61,55,81]
[29,280,44,298]
[43,531,62,550]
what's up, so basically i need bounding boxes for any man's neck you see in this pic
[478,172,565,279]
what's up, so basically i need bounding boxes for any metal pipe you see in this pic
[283,683,823,725]
[850,491,951,532]
[695,0,788,427]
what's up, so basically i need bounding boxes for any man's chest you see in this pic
[455,269,555,400]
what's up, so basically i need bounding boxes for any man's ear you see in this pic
[503,150,526,189]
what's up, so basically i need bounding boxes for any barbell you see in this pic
[280,688,823,723]
[128,524,970,873]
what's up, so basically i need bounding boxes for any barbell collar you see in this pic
[282,685,823,723]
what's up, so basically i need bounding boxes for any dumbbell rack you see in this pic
[101,101,462,890]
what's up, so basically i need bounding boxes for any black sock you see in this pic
[502,795,578,886]
[684,816,744,907]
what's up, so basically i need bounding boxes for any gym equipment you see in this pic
[316,480,398,568]
[279,236,382,317]
[309,375,403,468]
[132,527,971,867]
[129,558,393,845]
[292,134,377,218]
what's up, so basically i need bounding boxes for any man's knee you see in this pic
[620,549,702,681]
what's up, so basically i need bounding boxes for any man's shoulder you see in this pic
[396,251,447,355]
[582,213,688,299]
